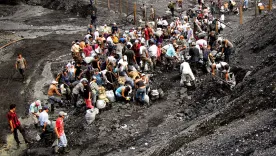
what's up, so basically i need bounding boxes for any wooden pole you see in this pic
[240,6,243,24]
[269,0,272,11]
[108,0,110,10]
[145,6,147,25]
[126,0,129,15]
[255,0,258,17]
[215,20,218,33]
[119,0,122,15]
[134,2,137,25]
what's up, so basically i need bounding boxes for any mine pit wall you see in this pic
[0,0,91,17]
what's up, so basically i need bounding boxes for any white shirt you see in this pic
[180,62,193,74]
[139,45,147,55]
[162,45,170,50]
[162,20,168,26]
[94,31,99,39]
[106,36,114,45]
[84,34,92,41]
[216,62,229,72]
[148,45,158,57]
[39,111,49,126]
[196,39,208,48]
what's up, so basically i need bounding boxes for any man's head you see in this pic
[80,78,88,85]
[127,44,132,49]
[43,106,49,112]
[51,80,58,85]
[35,100,41,106]
[18,53,22,58]
[58,111,67,118]
[10,104,16,111]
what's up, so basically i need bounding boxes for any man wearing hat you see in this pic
[54,111,69,153]
[29,100,42,128]
[48,80,63,107]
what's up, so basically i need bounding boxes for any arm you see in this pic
[43,122,47,131]
[9,120,14,132]
[54,127,59,138]
[15,61,18,70]
[97,61,101,71]
[121,88,126,99]
[54,87,62,96]
[24,58,27,68]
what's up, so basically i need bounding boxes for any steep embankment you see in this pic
[167,10,276,156]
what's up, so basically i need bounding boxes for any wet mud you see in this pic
[0,1,275,156]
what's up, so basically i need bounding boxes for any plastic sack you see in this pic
[85,108,99,124]
[158,88,164,98]
[60,84,67,95]
[106,90,116,102]
[96,100,106,109]
[36,134,41,141]
[84,57,94,64]
[144,94,150,105]
[150,90,159,101]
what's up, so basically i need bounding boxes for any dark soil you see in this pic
[0,0,275,156]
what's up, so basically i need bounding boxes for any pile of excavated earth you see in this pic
[0,0,275,156]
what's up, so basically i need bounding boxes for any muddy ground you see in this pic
[0,0,275,156]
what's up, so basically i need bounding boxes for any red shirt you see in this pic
[55,117,64,136]
[83,46,92,57]
[7,111,21,128]
[132,44,141,57]
[144,28,150,40]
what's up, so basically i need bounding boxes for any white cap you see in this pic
[59,111,67,116]
[104,24,107,26]
[35,100,41,106]
[113,23,116,25]
[135,40,139,43]
[80,78,88,83]
[52,80,58,84]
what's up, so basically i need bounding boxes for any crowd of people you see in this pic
[8,0,242,154]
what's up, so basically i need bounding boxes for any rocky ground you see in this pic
[0,0,275,156]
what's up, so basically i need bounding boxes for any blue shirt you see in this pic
[166,44,176,57]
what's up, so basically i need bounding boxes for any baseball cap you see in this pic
[52,80,58,84]
[35,100,41,106]
[59,111,67,116]
[43,105,49,110]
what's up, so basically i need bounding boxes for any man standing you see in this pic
[54,111,69,154]
[132,40,141,67]
[140,41,153,72]
[141,4,147,20]
[148,40,158,70]
[29,100,42,129]
[168,1,175,17]
[15,53,27,82]
[39,106,49,133]
[221,39,234,63]
[7,104,31,147]
[125,44,139,71]
[150,5,155,21]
